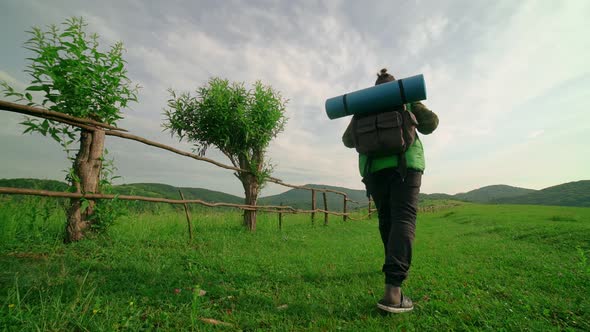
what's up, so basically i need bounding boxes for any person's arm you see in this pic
[342,119,355,148]
[411,101,439,134]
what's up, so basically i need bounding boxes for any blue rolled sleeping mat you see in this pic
[325,74,427,119]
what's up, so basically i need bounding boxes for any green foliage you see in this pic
[164,78,287,156]
[1,16,138,176]
[164,77,287,184]
[88,197,126,233]
[1,17,139,125]
[0,197,65,245]
[1,17,140,234]
[576,246,590,275]
[0,16,139,170]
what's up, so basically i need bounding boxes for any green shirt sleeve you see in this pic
[411,101,439,135]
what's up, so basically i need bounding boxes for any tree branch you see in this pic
[0,100,127,131]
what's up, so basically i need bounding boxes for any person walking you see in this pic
[342,68,439,313]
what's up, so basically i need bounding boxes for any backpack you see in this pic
[352,103,418,176]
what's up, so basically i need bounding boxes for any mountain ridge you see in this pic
[453,184,536,203]
[1,178,589,208]
[493,180,590,207]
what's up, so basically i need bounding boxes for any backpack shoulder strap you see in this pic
[397,103,413,181]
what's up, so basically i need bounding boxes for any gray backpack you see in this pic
[352,103,418,158]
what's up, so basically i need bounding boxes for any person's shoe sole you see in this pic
[377,302,414,313]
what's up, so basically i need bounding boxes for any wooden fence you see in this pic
[0,100,371,231]
[0,100,454,238]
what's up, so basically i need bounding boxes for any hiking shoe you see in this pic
[377,294,414,313]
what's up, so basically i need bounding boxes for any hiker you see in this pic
[342,68,439,313]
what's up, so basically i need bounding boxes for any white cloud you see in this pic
[527,130,544,140]
[1,0,588,196]
[0,71,25,89]
[403,14,449,55]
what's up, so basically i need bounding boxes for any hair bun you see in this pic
[375,68,395,85]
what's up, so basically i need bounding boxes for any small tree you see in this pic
[1,17,139,242]
[164,78,288,231]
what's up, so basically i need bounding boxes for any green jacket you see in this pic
[342,101,438,177]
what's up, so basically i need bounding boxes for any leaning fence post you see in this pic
[278,202,283,230]
[343,194,348,222]
[178,190,193,240]
[323,192,328,226]
[311,189,316,225]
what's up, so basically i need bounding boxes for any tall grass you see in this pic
[1,196,589,330]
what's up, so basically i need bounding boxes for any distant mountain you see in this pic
[2,178,589,208]
[420,193,454,201]
[494,180,590,207]
[114,183,243,204]
[453,185,536,203]
[0,179,243,204]
[0,179,367,210]
[0,178,69,192]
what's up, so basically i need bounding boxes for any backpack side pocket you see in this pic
[353,115,380,155]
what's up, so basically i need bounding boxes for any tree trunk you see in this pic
[242,173,259,231]
[65,129,105,243]
[234,149,264,232]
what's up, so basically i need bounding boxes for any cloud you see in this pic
[403,15,449,56]
[0,71,26,89]
[109,4,380,192]
[527,130,544,140]
[1,0,588,197]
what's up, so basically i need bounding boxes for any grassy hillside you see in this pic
[0,199,588,330]
[3,178,589,208]
[0,178,69,192]
[452,184,536,203]
[0,178,243,204]
[420,192,454,201]
[494,180,590,207]
[115,183,244,204]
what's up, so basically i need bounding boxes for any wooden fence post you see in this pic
[343,195,348,222]
[178,190,193,240]
[278,202,283,230]
[368,198,373,219]
[311,189,316,225]
[323,192,328,226]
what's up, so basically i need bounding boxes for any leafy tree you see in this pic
[1,17,139,242]
[164,78,287,230]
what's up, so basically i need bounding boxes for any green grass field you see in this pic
[0,198,589,331]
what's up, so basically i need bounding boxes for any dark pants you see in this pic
[363,168,421,287]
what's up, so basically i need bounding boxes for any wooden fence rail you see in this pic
[0,100,453,231]
[0,100,352,197]
[0,187,368,219]
[0,100,127,131]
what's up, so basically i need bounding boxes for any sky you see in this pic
[0,0,589,197]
